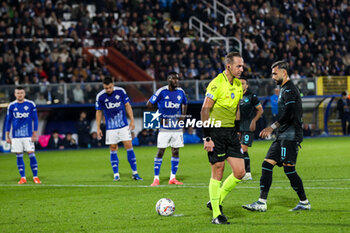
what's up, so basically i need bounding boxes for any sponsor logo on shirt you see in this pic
[165,101,180,109]
[105,102,121,109]
[13,112,29,118]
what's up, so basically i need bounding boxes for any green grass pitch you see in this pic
[0,137,350,233]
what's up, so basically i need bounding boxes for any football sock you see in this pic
[219,173,241,205]
[258,198,267,204]
[284,166,307,201]
[209,178,221,218]
[170,157,180,178]
[126,148,137,174]
[244,152,251,172]
[28,153,38,177]
[259,161,274,200]
[16,153,25,177]
[110,151,119,175]
[154,158,163,177]
[300,199,309,204]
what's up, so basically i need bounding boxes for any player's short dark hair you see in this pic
[15,86,25,90]
[240,77,248,84]
[224,52,242,65]
[341,91,347,96]
[271,60,289,73]
[102,77,113,85]
[167,71,178,79]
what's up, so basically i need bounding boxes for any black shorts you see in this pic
[265,140,300,166]
[208,128,244,164]
[240,132,254,147]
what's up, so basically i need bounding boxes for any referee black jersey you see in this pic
[277,80,303,142]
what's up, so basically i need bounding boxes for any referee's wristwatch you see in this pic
[203,136,212,142]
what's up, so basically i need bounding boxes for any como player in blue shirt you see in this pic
[147,72,187,186]
[96,77,142,181]
[5,86,40,184]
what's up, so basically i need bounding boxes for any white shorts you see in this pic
[11,137,35,153]
[105,126,132,145]
[157,129,184,148]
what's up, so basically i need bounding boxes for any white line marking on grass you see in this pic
[193,178,350,185]
[0,184,349,190]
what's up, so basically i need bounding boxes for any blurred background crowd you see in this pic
[1,0,350,87]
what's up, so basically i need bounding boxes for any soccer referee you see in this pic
[201,52,245,224]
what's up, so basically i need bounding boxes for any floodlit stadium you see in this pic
[0,0,350,232]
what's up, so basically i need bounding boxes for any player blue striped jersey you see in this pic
[149,86,187,129]
[95,87,130,130]
[6,99,38,138]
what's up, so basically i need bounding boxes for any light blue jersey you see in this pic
[95,87,130,130]
[149,86,187,129]
[6,99,38,138]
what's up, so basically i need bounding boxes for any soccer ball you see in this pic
[155,198,175,216]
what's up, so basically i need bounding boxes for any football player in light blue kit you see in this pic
[6,86,40,184]
[96,77,142,181]
[147,72,188,186]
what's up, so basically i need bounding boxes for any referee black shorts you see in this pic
[265,140,300,166]
[208,127,244,164]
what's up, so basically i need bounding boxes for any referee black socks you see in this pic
[259,161,274,200]
[284,166,307,201]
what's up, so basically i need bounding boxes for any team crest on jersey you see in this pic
[177,95,181,100]
[24,106,29,111]
[231,93,235,99]
[244,97,249,102]
[115,95,120,100]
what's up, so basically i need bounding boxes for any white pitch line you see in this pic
[0,184,349,190]
[190,178,350,185]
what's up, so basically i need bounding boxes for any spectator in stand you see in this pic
[137,129,153,146]
[72,84,84,104]
[62,132,78,149]
[90,132,102,148]
[35,93,47,105]
[47,130,64,150]
[76,111,91,148]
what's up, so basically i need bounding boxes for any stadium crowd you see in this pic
[1,0,350,88]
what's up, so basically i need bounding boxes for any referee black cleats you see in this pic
[211,215,230,225]
[206,201,226,218]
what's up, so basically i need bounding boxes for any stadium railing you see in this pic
[0,78,317,105]
[0,77,346,135]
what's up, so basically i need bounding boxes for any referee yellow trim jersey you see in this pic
[205,72,243,127]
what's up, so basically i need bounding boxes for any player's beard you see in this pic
[274,78,283,85]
